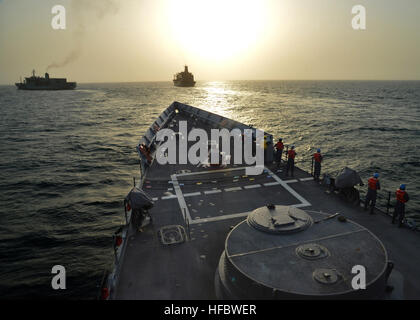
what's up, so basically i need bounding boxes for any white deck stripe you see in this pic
[189,203,309,224]
[204,189,222,195]
[224,187,242,192]
[184,192,201,197]
[159,179,310,203]
[175,166,248,177]
[299,177,314,182]
[152,197,158,201]
[190,211,251,225]
[161,195,177,200]
[244,184,262,189]
[171,174,192,223]
[170,168,311,225]
[265,167,311,208]
[263,182,281,187]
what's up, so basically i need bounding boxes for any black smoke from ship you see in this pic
[47,0,120,71]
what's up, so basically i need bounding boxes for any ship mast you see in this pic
[32,69,36,77]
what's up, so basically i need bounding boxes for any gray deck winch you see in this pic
[216,205,391,299]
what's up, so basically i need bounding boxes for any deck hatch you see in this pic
[158,225,186,245]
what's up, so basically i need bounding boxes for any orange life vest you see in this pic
[313,152,322,163]
[288,150,296,159]
[101,287,110,300]
[275,142,284,150]
[139,144,152,163]
[368,177,379,190]
[115,235,123,247]
[396,189,407,203]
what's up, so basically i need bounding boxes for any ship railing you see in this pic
[356,186,418,229]
[137,101,276,183]
[105,176,151,299]
[176,102,269,137]
[103,206,131,299]
[101,105,178,299]
[273,144,418,230]
[137,103,178,183]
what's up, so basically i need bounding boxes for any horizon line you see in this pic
[2,79,420,86]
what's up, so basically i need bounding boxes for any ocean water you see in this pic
[0,80,419,299]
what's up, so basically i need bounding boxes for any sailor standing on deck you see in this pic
[364,173,380,214]
[393,184,409,227]
[285,146,296,177]
[275,139,284,167]
[312,149,323,182]
[264,135,274,164]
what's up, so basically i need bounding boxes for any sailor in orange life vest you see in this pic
[312,148,323,182]
[364,173,380,214]
[285,145,296,177]
[138,143,152,168]
[393,184,409,227]
[274,138,284,167]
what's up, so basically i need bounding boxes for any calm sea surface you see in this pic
[0,81,419,298]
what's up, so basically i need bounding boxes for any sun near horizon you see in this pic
[0,0,420,84]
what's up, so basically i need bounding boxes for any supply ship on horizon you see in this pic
[15,70,76,90]
[173,65,196,87]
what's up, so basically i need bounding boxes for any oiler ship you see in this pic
[100,102,420,300]
[15,70,76,90]
[173,66,196,87]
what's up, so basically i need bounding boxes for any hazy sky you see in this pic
[1,0,420,84]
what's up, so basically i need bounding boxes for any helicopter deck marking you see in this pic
[169,166,311,225]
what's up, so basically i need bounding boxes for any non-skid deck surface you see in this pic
[115,113,420,299]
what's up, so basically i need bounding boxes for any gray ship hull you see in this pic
[15,82,77,90]
[173,80,196,87]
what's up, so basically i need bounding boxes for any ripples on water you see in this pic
[0,81,419,298]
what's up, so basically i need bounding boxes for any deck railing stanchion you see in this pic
[124,200,128,225]
[113,235,118,264]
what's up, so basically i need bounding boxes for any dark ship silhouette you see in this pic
[15,70,76,90]
[173,65,196,87]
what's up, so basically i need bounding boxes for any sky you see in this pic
[0,0,420,84]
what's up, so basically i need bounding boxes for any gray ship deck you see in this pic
[112,107,420,300]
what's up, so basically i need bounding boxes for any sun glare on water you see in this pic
[166,0,267,62]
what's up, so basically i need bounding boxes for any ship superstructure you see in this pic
[173,66,196,87]
[15,70,76,90]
